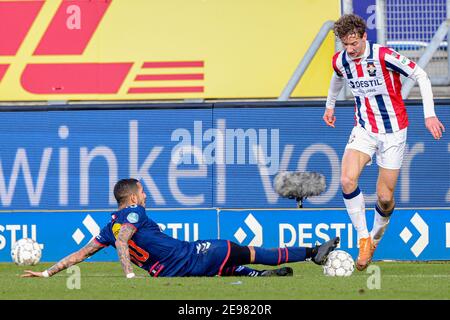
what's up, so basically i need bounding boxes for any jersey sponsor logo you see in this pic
[348,79,382,89]
[366,62,376,77]
[127,212,139,224]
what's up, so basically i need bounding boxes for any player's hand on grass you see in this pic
[323,108,336,128]
[425,116,445,140]
[21,270,46,278]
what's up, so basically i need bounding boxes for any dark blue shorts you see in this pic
[186,239,231,276]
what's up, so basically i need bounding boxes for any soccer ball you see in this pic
[11,238,42,266]
[323,250,354,277]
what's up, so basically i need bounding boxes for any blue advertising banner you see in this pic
[213,105,449,208]
[0,108,213,209]
[219,208,450,261]
[0,209,218,262]
[1,208,448,262]
[0,104,448,209]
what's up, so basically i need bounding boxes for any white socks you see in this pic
[343,187,394,245]
[343,187,369,240]
[370,204,393,246]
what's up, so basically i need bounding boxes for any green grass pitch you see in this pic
[0,261,449,300]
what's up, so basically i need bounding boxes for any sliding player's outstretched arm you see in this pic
[115,224,137,278]
[21,240,105,278]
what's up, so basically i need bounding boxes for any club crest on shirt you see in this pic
[366,62,376,76]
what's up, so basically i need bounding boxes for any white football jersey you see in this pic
[332,41,417,133]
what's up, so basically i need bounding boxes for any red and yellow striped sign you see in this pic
[0,0,339,101]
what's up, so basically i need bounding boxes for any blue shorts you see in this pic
[185,239,231,276]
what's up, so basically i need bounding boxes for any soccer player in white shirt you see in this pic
[323,14,445,271]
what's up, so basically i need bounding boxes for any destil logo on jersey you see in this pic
[0,0,205,96]
[348,78,383,89]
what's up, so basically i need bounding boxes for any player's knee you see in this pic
[340,175,357,194]
[377,193,394,210]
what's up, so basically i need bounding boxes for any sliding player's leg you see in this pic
[194,236,339,277]
[248,237,340,266]
[219,237,340,277]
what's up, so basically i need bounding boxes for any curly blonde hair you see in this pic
[333,14,367,39]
